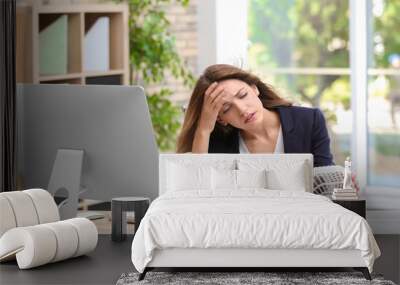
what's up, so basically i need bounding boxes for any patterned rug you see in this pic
[116,271,397,285]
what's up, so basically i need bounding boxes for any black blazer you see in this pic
[208,106,334,167]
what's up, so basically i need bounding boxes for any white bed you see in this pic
[131,154,381,281]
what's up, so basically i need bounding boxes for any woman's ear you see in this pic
[251,84,260,96]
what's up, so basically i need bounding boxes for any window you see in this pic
[367,0,400,188]
[248,0,351,165]
[248,0,400,191]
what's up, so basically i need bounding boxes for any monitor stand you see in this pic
[47,149,104,221]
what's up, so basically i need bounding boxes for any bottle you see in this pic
[343,157,352,190]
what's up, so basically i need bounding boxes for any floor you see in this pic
[373,235,400,284]
[88,210,399,284]
[0,235,134,285]
[1,213,399,285]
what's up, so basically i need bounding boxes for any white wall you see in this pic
[197,0,248,75]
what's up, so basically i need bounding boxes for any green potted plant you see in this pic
[116,0,195,151]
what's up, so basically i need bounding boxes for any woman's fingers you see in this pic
[198,83,230,133]
[206,89,223,106]
[203,82,231,115]
[212,92,228,111]
[209,87,225,105]
[204,82,218,99]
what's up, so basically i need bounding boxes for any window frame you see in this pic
[350,0,400,234]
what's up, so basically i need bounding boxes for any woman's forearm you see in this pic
[192,128,211,153]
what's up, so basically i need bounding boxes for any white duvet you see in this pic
[131,189,381,273]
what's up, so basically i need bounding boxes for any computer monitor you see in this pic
[17,84,159,211]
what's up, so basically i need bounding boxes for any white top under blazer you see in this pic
[239,125,284,154]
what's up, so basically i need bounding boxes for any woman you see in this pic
[176,64,334,167]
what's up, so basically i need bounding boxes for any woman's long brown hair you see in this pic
[176,64,292,153]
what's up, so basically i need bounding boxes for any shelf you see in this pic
[38,70,125,83]
[16,3,129,85]
[40,77,82,84]
[84,69,124,78]
[36,4,127,14]
[39,73,82,81]
[85,74,122,85]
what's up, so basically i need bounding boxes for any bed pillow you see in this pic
[211,168,268,190]
[237,159,310,192]
[211,168,237,190]
[166,161,212,191]
[265,162,307,191]
[236,169,268,189]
